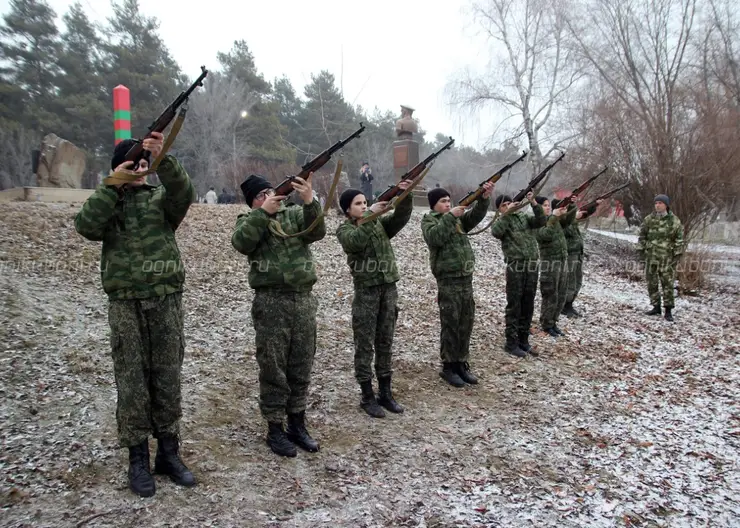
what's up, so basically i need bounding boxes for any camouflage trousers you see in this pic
[564,253,583,304]
[539,258,568,329]
[108,292,185,448]
[505,260,539,342]
[646,259,676,308]
[252,290,318,422]
[352,283,398,383]
[437,276,475,363]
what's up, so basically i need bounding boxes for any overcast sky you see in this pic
[2,0,502,149]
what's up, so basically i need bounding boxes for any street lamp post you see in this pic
[233,110,248,183]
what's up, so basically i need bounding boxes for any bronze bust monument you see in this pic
[395,105,418,139]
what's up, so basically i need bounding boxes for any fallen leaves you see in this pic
[0,202,738,527]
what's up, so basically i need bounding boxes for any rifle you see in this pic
[458,150,528,207]
[376,136,455,202]
[578,182,630,214]
[123,66,209,165]
[274,123,366,196]
[512,151,565,203]
[560,166,608,203]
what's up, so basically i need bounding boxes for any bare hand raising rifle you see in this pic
[260,194,287,215]
[290,172,314,203]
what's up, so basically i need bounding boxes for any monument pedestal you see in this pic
[393,139,419,180]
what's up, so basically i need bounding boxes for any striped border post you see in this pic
[113,85,131,145]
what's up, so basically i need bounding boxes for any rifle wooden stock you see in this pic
[274,123,366,197]
[124,66,208,165]
[458,150,528,207]
[561,166,608,203]
[511,151,565,203]
[578,182,630,213]
[376,136,455,202]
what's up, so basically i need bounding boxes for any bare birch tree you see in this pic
[447,0,583,175]
[567,0,740,238]
[173,73,258,195]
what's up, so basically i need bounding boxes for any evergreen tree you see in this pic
[0,0,61,131]
[102,0,183,139]
[55,2,108,156]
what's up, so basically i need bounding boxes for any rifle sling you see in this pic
[268,160,344,239]
[103,108,187,186]
[356,166,430,226]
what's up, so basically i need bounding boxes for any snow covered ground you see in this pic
[1,203,738,527]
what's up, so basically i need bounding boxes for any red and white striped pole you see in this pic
[113,85,131,145]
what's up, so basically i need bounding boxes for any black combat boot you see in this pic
[154,434,196,487]
[664,307,674,322]
[377,376,404,413]
[128,439,155,497]
[439,362,466,387]
[518,335,538,357]
[266,422,297,457]
[562,302,581,318]
[504,339,526,358]
[456,362,478,385]
[360,381,385,418]
[646,305,661,316]
[553,325,565,336]
[286,411,320,452]
[543,327,560,337]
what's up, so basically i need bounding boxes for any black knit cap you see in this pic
[495,194,513,208]
[240,174,273,207]
[340,189,364,213]
[535,196,548,206]
[111,139,150,171]
[428,187,450,209]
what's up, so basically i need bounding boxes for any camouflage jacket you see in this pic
[336,194,412,288]
[637,211,684,261]
[491,204,546,263]
[231,199,326,292]
[563,223,584,255]
[74,155,195,301]
[563,203,597,255]
[421,197,490,280]
[536,206,577,261]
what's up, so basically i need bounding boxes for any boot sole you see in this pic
[378,400,404,413]
[130,483,155,497]
[153,466,197,487]
[286,435,320,452]
[360,406,386,418]
[439,373,466,388]
[265,439,297,457]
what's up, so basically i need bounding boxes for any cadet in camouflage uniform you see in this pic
[561,200,601,318]
[422,183,493,387]
[231,173,326,457]
[637,194,684,321]
[534,197,577,337]
[336,182,412,417]
[491,192,546,357]
[74,132,196,498]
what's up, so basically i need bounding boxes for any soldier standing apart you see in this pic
[492,192,546,357]
[422,183,494,387]
[637,194,684,321]
[534,196,576,337]
[561,200,602,318]
[74,132,196,497]
[336,181,412,417]
[231,173,326,457]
